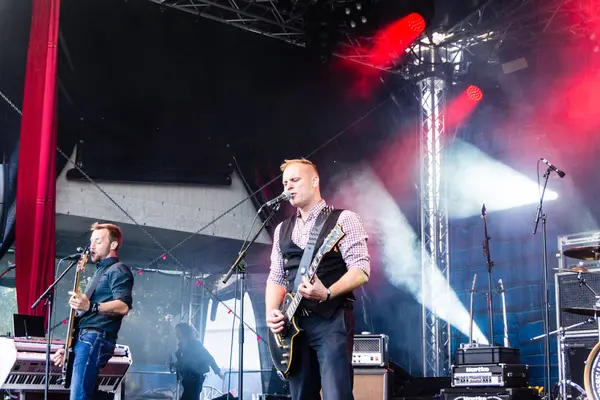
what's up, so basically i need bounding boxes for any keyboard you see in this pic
[0,337,132,393]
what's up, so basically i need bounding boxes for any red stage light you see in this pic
[407,13,426,34]
[466,85,483,102]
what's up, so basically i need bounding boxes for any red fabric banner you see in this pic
[15,0,61,319]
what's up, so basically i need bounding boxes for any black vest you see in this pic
[279,208,354,318]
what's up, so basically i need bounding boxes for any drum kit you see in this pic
[533,245,600,400]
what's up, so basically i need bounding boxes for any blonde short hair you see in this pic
[90,222,123,250]
[279,158,318,174]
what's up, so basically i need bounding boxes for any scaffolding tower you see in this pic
[411,37,469,377]
[418,72,450,378]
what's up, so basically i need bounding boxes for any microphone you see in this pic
[540,158,566,178]
[265,190,291,207]
[481,203,486,216]
[63,247,85,260]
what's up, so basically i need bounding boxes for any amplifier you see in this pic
[451,364,528,387]
[352,334,388,367]
[441,387,540,400]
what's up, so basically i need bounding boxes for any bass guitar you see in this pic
[61,248,90,388]
[267,224,345,380]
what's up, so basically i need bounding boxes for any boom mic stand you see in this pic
[482,203,495,345]
[0,261,15,281]
[222,202,281,400]
[31,254,81,400]
[533,166,555,399]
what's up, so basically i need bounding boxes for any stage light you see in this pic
[407,12,426,33]
[445,140,558,217]
[466,85,483,102]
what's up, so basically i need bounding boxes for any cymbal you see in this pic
[564,246,600,260]
[562,307,600,317]
[554,266,591,273]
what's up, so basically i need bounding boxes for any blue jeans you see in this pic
[70,329,116,400]
[289,306,355,400]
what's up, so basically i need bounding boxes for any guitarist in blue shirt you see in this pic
[52,222,134,400]
[266,159,371,400]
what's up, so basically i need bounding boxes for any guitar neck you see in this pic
[64,268,83,348]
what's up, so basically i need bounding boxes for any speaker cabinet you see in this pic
[353,368,392,400]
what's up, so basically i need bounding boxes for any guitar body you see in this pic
[267,293,302,380]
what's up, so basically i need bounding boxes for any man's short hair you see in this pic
[280,158,318,175]
[90,222,123,250]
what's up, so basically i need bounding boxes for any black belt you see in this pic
[79,327,115,340]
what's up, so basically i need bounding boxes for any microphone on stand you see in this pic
[62,247,85,260]
[264,190,291,207]
[540,158,566,178]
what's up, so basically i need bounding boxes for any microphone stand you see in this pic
[222,202,281,400]
[482,204,495,345]
[533,166,553,399]
[31,255,80,400]
[0,262,15,280]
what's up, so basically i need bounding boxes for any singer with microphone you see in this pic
[265,158,371,400]
[52,222,134,400]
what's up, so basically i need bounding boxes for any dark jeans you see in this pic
[180,373,206,400]
[288,306,355,400]
[70,329,116,400]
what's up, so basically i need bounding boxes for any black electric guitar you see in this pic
[62,248,91,388]
[267,224,345,380]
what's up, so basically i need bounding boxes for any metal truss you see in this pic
[440,0,600,63]
[147,0,421,72]
[148,0,600,74]
[418,72,451,377]
[179,272,210,339]
[148,0,306,46]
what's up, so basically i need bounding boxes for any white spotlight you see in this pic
[445,140,558,218]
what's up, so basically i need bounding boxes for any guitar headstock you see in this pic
[317,224,345,256]
[76,249,91,272]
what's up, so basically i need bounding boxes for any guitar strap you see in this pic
[75,262,124,317]
[291,206,333,293]
[85,262,124,298]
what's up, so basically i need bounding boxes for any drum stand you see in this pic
[533,319,594,400]
[554,272,600,400]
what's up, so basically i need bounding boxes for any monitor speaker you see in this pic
[353,368,392,400]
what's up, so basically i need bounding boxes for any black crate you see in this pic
[456,346,520,365]
[441,387,540,400]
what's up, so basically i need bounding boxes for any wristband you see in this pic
[320,288,331,303]
[90,302,100,314]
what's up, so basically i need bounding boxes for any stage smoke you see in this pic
[332,166,488,344]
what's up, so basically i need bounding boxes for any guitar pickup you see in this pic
[280,360,288,365]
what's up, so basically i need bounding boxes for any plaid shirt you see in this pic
[267,199,371,287]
